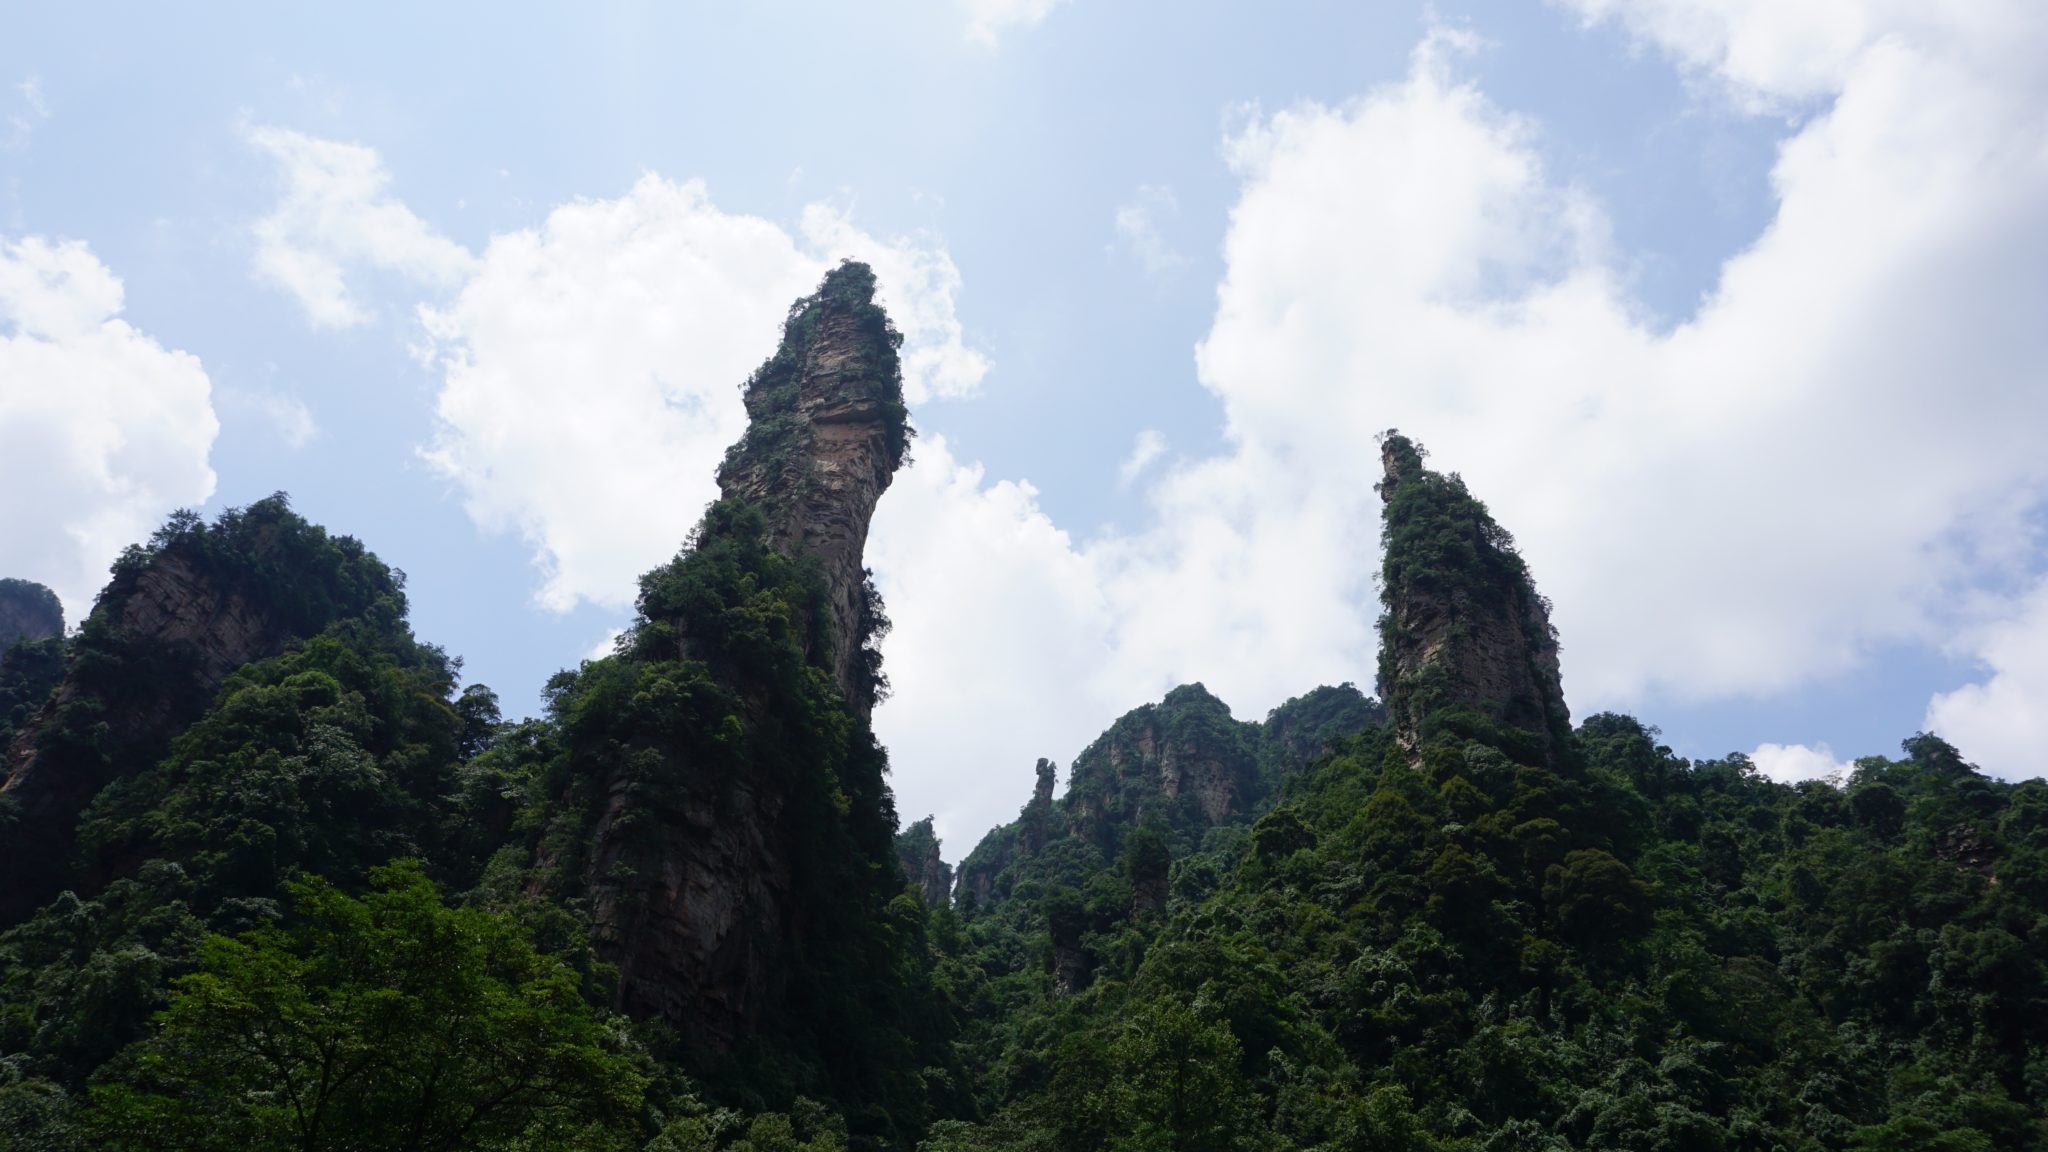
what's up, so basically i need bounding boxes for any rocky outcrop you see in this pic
[896,816,954,907]
[717,262,909,721]
[1063,684,1259,849]
[0,499,394,924]
[567,263,912,1050]
[954,683,1383,910]
[0,579,62,652]
[1375,433,1570,763]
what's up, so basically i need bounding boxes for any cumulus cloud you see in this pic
[1925,581,2048,781]
[962,0,1066,45]
[1182,10,2048,710]
[884,3,2048,837]
[1749,742,1852,785]
[418,174,986,612]
[246,125,476,327]
[868,438,1129,835]
[1113,186,1185,278]
[1118,429,1166,485]
[270,0,2048,843]
[0,235,217,620]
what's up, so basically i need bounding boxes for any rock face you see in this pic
[717,262,909,722]
[0,500,392,924]
[896,816,955,908]
[1375,433,1570,762]
[1065,684,1258,842]
[0,579,63,652]
[569,263,911,1049]
[954,683,1381,908]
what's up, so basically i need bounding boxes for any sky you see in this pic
[4,0,2047,852]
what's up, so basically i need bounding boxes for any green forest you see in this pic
[1,267,2043,1151]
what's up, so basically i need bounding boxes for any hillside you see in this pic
[0,316,2042,1152]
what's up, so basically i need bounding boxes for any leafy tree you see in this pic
[85,862,643,1152]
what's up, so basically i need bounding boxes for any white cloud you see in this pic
[5,77,49,150]
[0,235,218,621]
[1925,580,2048,781]
[868,438,1129,838]
[1749,741,1851,785]
[1118,429,1167,485]
[268,0,2048,847]
[588,627,626,661]
[418,173,986,612]
[799,204,989,403]
[963,0,1066,45]
[246,125,476,327]
[1182,12,2048,709]
[886,4,2048,837]
[1113,185,1184,278]
[258,392,318,449]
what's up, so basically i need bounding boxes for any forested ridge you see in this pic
[1,276,2042,1151]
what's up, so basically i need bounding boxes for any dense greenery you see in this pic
[908,438,2048,1151]
[0,578,63,652]
[86,861,642,1152]
[0,496,411,922]
[0,633,66,753]
[2,373,2042,1147]
[508,496,953,1143]
[922,712,2048,1150]
[955,683,1383,910]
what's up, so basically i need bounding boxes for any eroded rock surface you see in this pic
[717,269,908,722]
[568,263,911,1048]
[1375,433,1570,762]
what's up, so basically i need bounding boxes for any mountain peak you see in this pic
[716,259,910,720]
[1375,431,1570,762]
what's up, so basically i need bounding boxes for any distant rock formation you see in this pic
[0,499,397,924]
[0,579,62,651]
[1375,433,1570,763]
[955,682,1382,908]
[896,816,955,907]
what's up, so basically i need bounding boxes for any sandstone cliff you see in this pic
[0,498,399,924]
[1375,433,1570,764]
[554,263,913,1058]
[716,262,910,721]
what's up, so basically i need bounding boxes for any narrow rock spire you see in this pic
[717,260,910,720]
[1375,432,1570,763]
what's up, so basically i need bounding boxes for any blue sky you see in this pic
[4,0,2045,848]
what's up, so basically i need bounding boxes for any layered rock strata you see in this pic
[716,263,909,721]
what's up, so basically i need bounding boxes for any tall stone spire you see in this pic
[1375,432,1571,763]
[567,262,913,1051]
[716,260,910,720]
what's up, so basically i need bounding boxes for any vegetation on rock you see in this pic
[1,300,2041,1152]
